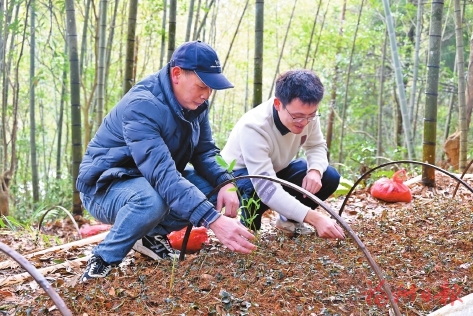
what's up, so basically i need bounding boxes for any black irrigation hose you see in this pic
[338,160,473,217]
[452,158,473,197]
[0,242,73,316]
[179,174,402,316]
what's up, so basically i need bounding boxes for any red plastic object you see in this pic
[79,224,112,237]
[370,169,412,203]
[168,226,209,253]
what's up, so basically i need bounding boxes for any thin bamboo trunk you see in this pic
[267,0,297,98]
[104,0,119,110]
[185,0,195,42]
[0,0,3,85]
[413,54,428,142]
[159,0,167,68]
[194,0,214,41]
[453,0,466,171]
[338,0,364,164]
[96,0,108,127]
[442,65,455,146]
[393,85,402,147]
[0,0,5,173]
[409,0,423,124]
[40,101,48,184]
[441,3,455,161]
[123,0,138,95]
[466,33,473,128]
[253,0,264,107]
[422,0,444,186]
[222,1,247,71]
[0,2,19,216]
[79,0,91,77]
[310,1,329,70]
[202,0,208,42]
[326,0,346,160]
[192,0,201,40]
[56,44,67,180]
[167,0,176,62]
[2,0,25,215]
[304,0,322,68]
[29,0,39,202]
[0,0,6,171]
[209,0,218,45]
[382,0,414,160]
[209,0,248,108]
[244,26,249,112]
[65,0,83,216]
[376,33,387,166]
[413,81,423,142]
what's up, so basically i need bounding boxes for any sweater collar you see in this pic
[273,105,290,135]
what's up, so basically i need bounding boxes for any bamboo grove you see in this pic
[0,0,472,218]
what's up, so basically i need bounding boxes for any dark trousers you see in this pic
[233,158,340,230]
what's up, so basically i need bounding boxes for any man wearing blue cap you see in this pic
[77,41,256,282]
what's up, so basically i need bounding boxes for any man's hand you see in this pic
[302,169,322,196]
[304,210,345,239]
[216,183,240,218]
[209,216,256,254]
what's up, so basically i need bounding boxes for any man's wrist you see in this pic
[200,211,221,228]
[308,169,322,177]
[217,172,234,186]
[304,209,325,224]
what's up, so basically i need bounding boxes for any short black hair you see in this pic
[275,70,324,107]
[179,68,195,76]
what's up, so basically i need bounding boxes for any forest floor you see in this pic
[0,171,472,316]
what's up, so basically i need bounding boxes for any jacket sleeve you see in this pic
[190,108,234,187]
[122,99,217,227]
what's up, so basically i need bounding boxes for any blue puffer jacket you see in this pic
[76,64,233,227]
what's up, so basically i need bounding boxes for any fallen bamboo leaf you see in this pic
[0,232,108,270]
[0,256,90,286]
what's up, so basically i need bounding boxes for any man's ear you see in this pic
[170,66,182,84]
[273,97,281,110]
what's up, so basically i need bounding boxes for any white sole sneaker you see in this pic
[132,238,161,260]
[132,235,180,260]
[274,218,315,237]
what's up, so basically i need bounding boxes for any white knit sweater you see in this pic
[221,98,329,223]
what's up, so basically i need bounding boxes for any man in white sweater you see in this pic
[221,70,344,239]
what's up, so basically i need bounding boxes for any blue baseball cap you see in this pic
[170,40,234,90]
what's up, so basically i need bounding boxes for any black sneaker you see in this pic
[80,255,113,283]
[132,235,180,260]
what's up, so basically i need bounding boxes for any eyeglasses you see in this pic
[285,107,320,124]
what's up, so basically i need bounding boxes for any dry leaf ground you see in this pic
[0,172,472,315]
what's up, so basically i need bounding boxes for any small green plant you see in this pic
[333,177,354,198]
[168,255,178,294]
[239,192,261,232]
[0,215,25,231]
[215,156,262,233]
[40,234,61,248]
[216,155,236,173]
